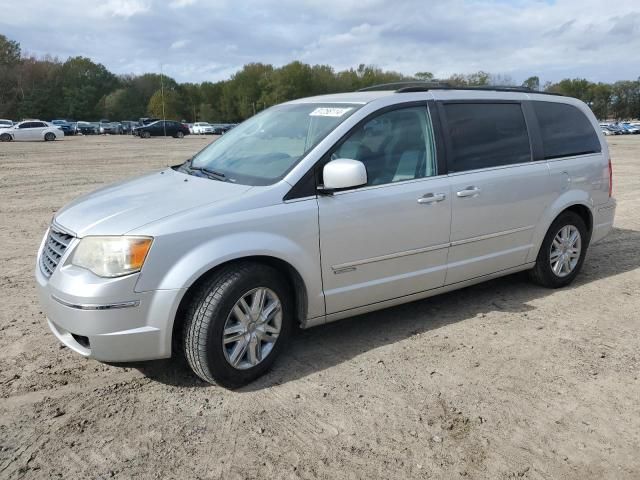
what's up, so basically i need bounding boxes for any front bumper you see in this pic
[35,250,185,363]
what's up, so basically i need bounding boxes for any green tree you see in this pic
[147,89,181,119]
[522,76,540,91]
[59,56,118,119]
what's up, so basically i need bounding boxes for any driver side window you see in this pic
[331,106,437,186]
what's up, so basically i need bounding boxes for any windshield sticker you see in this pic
[309,107,353,117]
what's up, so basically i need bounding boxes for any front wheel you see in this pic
[0,133,11,142]
[182,263,292,388]
[529,211,589,288]
[141,131,151,139]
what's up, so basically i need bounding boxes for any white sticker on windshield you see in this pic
[309,107,353,117]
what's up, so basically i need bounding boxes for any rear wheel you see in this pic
[44,132,56,141]
[0,133,11,142]
[529,211,589,288]
[175,131,185,139]
[182,263,292,388]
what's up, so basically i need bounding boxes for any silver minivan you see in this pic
[36,85,616,387]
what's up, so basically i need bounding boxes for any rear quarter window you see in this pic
[532,102,601,159]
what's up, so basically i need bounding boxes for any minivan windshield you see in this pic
[187,103,362,185]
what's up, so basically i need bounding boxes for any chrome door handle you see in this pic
[417,193,446,204]
[456,186,481,198]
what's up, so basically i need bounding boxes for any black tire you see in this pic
[142,131,151,139]
[0,133,11,142]
[529,211,589,288]
[175,131,184,139]
[44,132,56,141]
[182,263,293,388]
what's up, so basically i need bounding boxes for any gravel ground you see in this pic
[0,134,638,480]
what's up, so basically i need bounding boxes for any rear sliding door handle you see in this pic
[417,193,446,204]
[456,186,481,198]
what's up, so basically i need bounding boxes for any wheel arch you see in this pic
[528,194,595,263]
[171,255,309,356]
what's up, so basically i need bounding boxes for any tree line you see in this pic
[1,34,638,123]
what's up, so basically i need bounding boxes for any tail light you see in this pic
[608,157,613,197]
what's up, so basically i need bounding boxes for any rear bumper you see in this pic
[35,259,185,362]
[591,198,616,244]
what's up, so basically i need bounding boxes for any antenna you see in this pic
[160,64,167,137]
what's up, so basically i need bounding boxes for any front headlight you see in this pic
[70,236,153,278]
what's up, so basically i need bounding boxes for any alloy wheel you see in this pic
[549,225,582,277]
[222,287,282,370]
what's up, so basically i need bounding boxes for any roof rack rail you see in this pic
[357,81,452,92]
[358,81,563,96]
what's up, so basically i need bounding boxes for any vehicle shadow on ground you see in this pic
[135,227,640,390]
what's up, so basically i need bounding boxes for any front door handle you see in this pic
[418,193,446,204]
[456,186,481,198]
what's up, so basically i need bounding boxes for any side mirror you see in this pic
[319,159,367,193]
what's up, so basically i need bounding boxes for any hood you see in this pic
[55,168,252,236]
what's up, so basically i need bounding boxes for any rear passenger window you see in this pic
[533,102,601,159]
[443,103,531,172]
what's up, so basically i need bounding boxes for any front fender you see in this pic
[526,189,594,263]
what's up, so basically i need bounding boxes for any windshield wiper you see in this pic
[190,165,226,181]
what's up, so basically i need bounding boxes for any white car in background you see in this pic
[0,120,64,142]
[192,122,214,134]
[0,119,13,129]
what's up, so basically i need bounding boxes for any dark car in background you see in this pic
[75,121,98,135]
[51,119,74,135]
[133,120,190,138]
[120,121,138,134]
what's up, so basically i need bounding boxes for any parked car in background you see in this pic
[99,121,121,135]
[600,123,623,135]
[0,120,63,141]
[192,122,214,134]
[75,121,98,135]
[35,87,615,387]
[133,120,190,138]
[51,119,73,135]
[0,119,13,128]
[139,117,160,126]
[620,122,640,134]
[210,123,228,135]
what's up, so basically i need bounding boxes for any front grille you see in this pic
[40,226,74,278]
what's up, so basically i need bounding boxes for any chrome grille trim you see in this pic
[39,225,75,278]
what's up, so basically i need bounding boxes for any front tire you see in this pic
[0,133,11,142]
[529,211,589,288]
[182,263,292,388]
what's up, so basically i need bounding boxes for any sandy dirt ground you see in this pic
[0,134,638,480]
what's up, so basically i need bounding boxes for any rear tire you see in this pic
[182,263,292,388]
[529,211,589,288]
[175,131,184,139]
[44,132,56,141]
[0,133,11,142]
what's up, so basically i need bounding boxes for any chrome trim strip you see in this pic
[51,295,140,310]
[450,225,534,247]
[332,243,449,271]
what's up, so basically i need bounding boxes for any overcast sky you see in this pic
[1,0,638,84]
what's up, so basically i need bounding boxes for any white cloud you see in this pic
[171,0,198,7]
[170,39,190,50]
[97,0,151,18]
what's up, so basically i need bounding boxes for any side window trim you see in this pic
[437,100,533,174]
